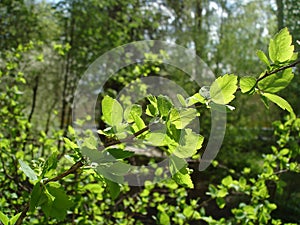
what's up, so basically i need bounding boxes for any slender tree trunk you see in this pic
[194,0,203,58]
[28,75,39,123]
[58,3,75,151]
[276,0,284,30]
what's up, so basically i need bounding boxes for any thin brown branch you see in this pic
[273,169,289,175]
[257,59,300,83]
[45,160,84,184]
[102,126,149,149]
[15,203,29,225]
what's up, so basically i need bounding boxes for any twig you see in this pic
[101,126,149,150]
[14,160,84,225]
[44,160,84,184]
[257,59,300,83]
[15,204,29,225]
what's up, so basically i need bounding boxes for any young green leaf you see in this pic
[268,27,294,63]
[168,108,198,129]
[102,95,123,126]
[258,68,294,93]
[105,179,120,200]
[159,212,171,225]
[41,184,74,221]
[240,76,256,94]
[18,159,38,181]
[146,95,159,116]
[124,104,142,123]
[216,197,226,209]
[10,213,22,225]
[144,131,168,146]
[177,94,187,107]
[131,113,146,132]
[256,50,270,66]
[0,211,9,225]
[262,93,294,115]
[183,206,194,218]
[172,166,194,188]
[187,93,206,106]
[30,183,43,212]
[210,74,238,104]
[63,137,78,149]
[157,95,173,117]
[221,175,233,187]
[173,129,203,158]
[41,151,58,177]
[106,148,134,159]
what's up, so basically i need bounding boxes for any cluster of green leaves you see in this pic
[241,28,297,115]
[201,115,300,225]
[82,93,203,192]
[0,27,299,225]
[0,42,81,223]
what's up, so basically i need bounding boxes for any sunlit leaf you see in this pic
[0,211,9,225]
[258,68,294,93]
[262,93,294,115]
[168,108,198,129]
[269,27,294,63]
[256,50,270,66]
[172,166,194,188]
[187,93,206,106]
[124,104,142,123]
[157,95,173,117]
[240,76,256,94]
[18,159,38,181]
[210,74,238,104]
[173,129,203,158]
[102,95,123,126]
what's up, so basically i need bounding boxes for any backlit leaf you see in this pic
[0,211,9,225]
[102,95,123,126]
[187,93,206,106]
[172,166,194,188]
[9,213,22,225]
[173,129,204,158]
[210,74,238,104]
[159,212,170,225]
[168,108,198,129]
[240,76,256,94]
[262,93,294,115]
[18,159,38,181]
[256,50,270,66]
[258,68,294,93]
[157,95,173,117]
[269,27,294,63]
[124,104,142,123]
